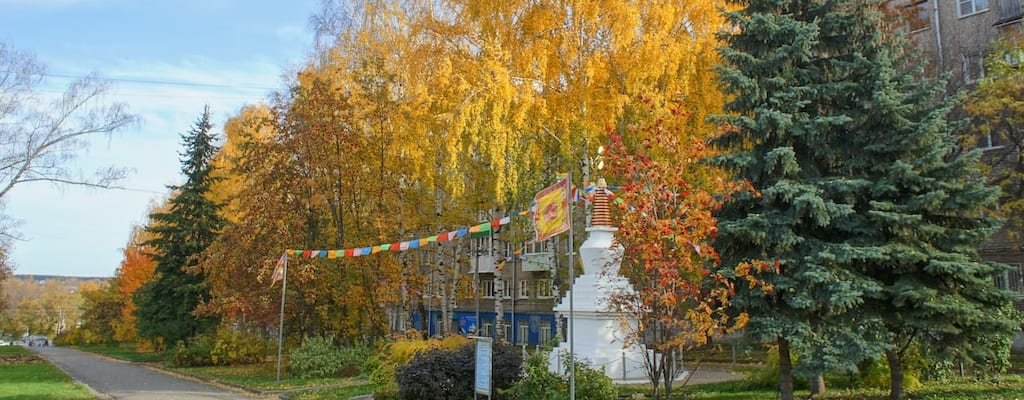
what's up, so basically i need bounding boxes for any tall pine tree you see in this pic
[715,2,1020,400]
[135,106,223,344]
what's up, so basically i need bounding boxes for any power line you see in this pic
[41,72,279,91]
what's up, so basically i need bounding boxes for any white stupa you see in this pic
[549,178,648,383]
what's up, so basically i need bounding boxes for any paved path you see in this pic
[27,346,262,400]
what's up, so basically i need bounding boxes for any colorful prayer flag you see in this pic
[534,176,571,241]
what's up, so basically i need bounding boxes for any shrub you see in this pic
[368,335,470,386]
[395,341,522,400]
[210,329,267,366]
[504,347,565,400]
[749,345,808,390]
[505,348,617,400]
[169,335,214,367]
[290,336,343,379]
[856,353,922,391]
[336,342,374,377]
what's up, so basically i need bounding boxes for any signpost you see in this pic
[474,337,493,399]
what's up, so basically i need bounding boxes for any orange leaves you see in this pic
[111,225,157,343]
[604,101,750,357]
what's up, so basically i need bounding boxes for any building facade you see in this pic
[407,230,564,347]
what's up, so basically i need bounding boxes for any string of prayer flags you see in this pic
[279,182,625,261]
[284,214,516,259]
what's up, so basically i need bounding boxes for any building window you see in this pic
[517,280,531,299]
[517,321,529,345]
[482,319,493,336]
[995,264,1023,298]
[959,0,989,17]
[902,0,930,32]
[536,279,555,298]
[979,130,1008,150]
[963,53,984,84]
[538,322,552,346]
[480,279,495,298]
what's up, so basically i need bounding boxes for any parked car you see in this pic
[26,335,48,347]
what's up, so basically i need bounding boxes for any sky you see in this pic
[0,0,320,277]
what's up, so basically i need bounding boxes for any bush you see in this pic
[210,329,267,366]
[336,342,374,377]
[504,347,566,400]
[368,335,470,386]
[749,345,808,390]
[54,328,105,346]
[290,336,344,379]
[169,336,214,367]
[505,348,617,400]
[395,341,522,400]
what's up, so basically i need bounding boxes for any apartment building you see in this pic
[405,228,563,347]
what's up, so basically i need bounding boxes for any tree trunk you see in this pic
[809,373,826,398]
[887,348,904,400]
[778,336,795,400]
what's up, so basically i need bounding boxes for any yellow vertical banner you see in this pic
[533,177,570,241]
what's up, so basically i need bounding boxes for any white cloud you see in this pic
[6,56,292,277]
[276,25,306,42]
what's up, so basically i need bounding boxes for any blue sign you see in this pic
[459,315,477,334]
[474,337,492,397]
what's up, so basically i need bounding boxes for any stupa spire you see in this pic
[590,178,612,227]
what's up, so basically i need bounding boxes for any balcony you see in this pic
[995,0,1024,26]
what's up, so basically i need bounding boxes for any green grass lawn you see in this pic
[620,374,1024,400]
[174,362,368,391]
[287,383,380,399]
[71,343,166,363]
[0,346,95,400]
[282,377,1024,400]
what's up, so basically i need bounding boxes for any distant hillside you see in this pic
[13,274,109,284]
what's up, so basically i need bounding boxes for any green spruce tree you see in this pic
[715,2,1020,400]
[713,1,894,398]
[848,16,1021,400]
[134,106,223,344]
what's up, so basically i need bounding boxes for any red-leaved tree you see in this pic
[604,103,770,399]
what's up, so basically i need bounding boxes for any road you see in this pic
[27,346,262,400]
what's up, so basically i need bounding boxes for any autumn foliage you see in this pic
[112,228,157,347]
[604,102,764,399]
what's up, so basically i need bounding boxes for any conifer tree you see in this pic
[715,2,1020,400]
[713,1,897,398]
[134,107,223,344]
[849,16,1020,400]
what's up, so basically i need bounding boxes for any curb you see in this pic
[138,363,273,397]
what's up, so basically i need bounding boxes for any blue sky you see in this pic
[0,0,319,277]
